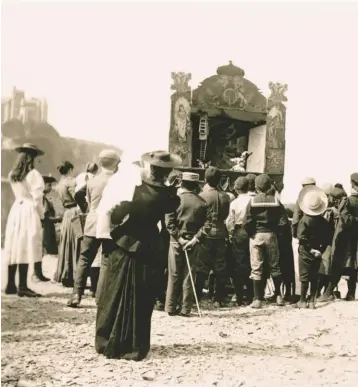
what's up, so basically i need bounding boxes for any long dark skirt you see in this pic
[157,229,170,304]
[95,246,159,361]
[331,219,358,278]
[54,208,81,287]
[319,245,332,276]
[43,218,58,255]
[278,232,296,284]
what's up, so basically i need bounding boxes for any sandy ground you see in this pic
[1,254,358,387]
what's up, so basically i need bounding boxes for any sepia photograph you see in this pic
[1,0,357,386]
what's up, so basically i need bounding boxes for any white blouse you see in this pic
[9,168,45,219]
[96,162,142,239]
[26,169,45,219]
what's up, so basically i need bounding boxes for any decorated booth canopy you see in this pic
[168,61,288,186]
[191,61,267,123]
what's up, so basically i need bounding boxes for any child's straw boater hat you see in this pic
[298,185,328,216]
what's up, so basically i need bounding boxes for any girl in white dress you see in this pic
[3,143,45,297]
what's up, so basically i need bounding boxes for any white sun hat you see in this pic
[298,185,328,216]
[320,182,333,196]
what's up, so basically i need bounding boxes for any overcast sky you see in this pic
[2,1,358,201]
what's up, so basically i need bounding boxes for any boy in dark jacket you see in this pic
[243,174,288,308]
[294,185,332,309]
[196,167,231,307]
[34,175,62,283]
[165,172,210,316]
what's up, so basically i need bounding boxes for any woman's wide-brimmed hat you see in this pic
[298,185,328,216]
[14,143,44,156]
[141,150,182,168]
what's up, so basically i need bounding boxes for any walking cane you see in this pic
[184,249,202,318]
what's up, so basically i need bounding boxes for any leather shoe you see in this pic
[18,288,41,298]
[345,293,355,301]
[250,299,262,309]
[67,294,81,308]
[5,285,17,295]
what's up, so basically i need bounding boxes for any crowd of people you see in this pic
[3,142,357,362]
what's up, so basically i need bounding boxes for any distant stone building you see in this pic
[1,87,48,124]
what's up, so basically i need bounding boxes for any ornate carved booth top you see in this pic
[191,61,267,123]
[168,61,287,190]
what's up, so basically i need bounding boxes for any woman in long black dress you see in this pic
[95,151,182,361]
[54,161,79,287]
[42,175,62,256]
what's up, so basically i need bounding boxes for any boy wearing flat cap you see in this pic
[165,172,210,316]
[246,174,257,197]
[196,167,231,307]
[319,173,358,302]
[243,174,288,308]
[67,149,121,307]
[32,175,61,283]
[41,176,62,259]
[226,176,253,306]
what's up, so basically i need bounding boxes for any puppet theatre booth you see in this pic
[168,61,288,191]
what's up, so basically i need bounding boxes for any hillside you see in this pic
[1,119,122,178]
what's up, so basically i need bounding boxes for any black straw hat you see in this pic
[14,143,44,156]
[141,150,182,168]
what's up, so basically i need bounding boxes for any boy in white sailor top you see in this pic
[243,174,288,308]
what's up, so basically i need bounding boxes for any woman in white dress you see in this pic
[3,143,45,297]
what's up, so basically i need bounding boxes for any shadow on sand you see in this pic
[1,294,96,335]
[149,339,324,360]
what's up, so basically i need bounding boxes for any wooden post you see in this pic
[264,82,288,177]
[168,72,192,167]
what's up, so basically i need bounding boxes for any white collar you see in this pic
[101,167,114,174]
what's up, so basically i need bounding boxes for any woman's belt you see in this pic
[64,203,77,209]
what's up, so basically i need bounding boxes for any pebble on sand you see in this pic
[142,370,156,381]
